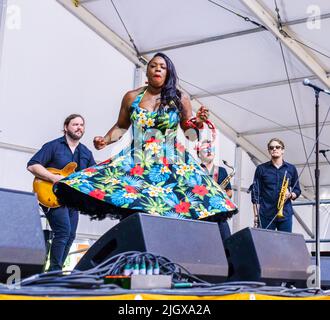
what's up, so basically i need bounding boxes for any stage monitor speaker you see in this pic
[0,188,46,283]
[76,213,228,282]
[224,227,310,286]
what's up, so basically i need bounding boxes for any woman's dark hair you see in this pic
[148,52,182,111]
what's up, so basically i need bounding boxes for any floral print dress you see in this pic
[54,90,238,220]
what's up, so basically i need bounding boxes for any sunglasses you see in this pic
[200,147,215,154]
[268,145,283,150]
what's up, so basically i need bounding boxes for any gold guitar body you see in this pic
[33,162,77,208]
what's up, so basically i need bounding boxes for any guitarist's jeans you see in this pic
[45,206,79,271]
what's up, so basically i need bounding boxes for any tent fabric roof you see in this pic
[62,0,330,198]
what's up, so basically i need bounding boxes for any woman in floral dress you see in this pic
[54,53,238,221]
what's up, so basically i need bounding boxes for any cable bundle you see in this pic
[6,251,209,291]
[1,251,329,298]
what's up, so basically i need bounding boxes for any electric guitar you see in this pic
[33,162,77,208]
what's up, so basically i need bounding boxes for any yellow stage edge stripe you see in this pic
[1,293,330,300]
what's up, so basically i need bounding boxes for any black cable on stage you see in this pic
[14,252,217,293]
[2,263,329,298]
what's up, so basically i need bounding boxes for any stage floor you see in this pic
[1,287,330,300]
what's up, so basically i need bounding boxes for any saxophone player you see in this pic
[250,138,301,232]
[197,140,233,241]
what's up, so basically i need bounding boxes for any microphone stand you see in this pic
[314,89,321,289]
[304,79,330,289]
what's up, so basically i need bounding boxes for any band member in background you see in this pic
[250,138,301,232]
[27,114,95,271]
[197,140,233,242]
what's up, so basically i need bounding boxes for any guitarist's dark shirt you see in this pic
[27,136,96,171]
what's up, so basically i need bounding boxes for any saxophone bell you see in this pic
[220,160,236,189]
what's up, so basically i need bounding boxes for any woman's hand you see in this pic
[196,106,209,127]
[51,174,65,184]
[93,136,108,150]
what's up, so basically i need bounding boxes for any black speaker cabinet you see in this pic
[76,213,228,282]
[224,227,311,286]
[0,188,46,283]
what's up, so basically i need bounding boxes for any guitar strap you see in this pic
[40,204,50,214]
[77,144,81,171]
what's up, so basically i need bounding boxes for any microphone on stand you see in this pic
[320,150,330,166]
[319,149,330,155]
[303,79,330,95]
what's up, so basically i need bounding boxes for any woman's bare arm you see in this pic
[93,90,139,150]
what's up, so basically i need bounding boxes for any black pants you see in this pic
[45,206,79,271]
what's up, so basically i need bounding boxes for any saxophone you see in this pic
[276,171,289,219]
[220,160,236,189]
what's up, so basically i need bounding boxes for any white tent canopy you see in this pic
[58,0,330,201]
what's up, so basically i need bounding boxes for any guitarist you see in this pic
[27,114,95,271]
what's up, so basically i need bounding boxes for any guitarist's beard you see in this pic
[67,129,84,141]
